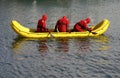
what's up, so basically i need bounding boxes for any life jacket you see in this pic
[37,14,48,32]
[78,20,88,29]
[73,18,91,32]
[57,19,67,26]
[78,17,91,29]
[55,16,69,32]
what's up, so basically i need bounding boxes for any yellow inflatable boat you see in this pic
[11,19,110,38]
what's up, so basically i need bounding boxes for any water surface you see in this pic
[0,0,120,78]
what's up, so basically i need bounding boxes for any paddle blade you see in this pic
[92,32,97,34]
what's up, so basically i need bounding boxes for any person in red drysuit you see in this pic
[36,14,49,32]
[54,16,70,32]
[73,18,92,32]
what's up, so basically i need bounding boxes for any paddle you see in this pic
[40,27,54,38]
[48,31,54,38]
[91,31,97,34]
[87,28,97,34]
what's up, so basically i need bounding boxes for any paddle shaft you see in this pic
[87,28,97,34]
[48,30,55,38]
[91,32,97,34]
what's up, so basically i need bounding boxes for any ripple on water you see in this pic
[1,0,120,78]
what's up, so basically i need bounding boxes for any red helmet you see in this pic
[62,16,67,19]
[85,17,91,23]
[42,14,47,20]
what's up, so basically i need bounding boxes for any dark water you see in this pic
[0,0,120,78]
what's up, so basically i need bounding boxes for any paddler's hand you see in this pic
[69,30,71,33]
[87,28,97,34]
[88,28,92,32]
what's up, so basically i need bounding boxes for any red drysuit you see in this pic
[37,14,49,32]
[54,16,70,32]
[73,18,91,32]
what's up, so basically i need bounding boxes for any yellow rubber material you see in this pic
[11,19,110,38]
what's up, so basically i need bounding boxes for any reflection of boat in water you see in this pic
[12,34,110,54]
[12,36,48,49]
[74,35,110,52]
[75,37,90,52]
[12,36,50,60]
[54,38,69,52]
[12,36,70,53]
[38,39,48,53]
[90,35,110,51]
